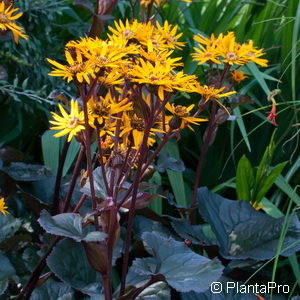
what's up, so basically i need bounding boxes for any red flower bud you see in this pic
[267,103,277,126]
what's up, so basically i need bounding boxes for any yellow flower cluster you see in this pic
[0,197,8,214]
[0,1,27,43]
[140,0,191,7]
[192,32,268,67]
[48,20,211,148]
[48,21,267,151]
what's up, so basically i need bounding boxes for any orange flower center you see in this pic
[92,102,110,117]
[68,117,79,129]
[67,62,86,74]
[174,105,188,117]
[122,29,134,39]
[149,75,159,82]
[131,117,145,131]
[204,52,213,58]
[226,52,238,61]
[0,12,9,24]
[96,55,110,65]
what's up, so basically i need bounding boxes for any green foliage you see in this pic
[131,232,224,293]
[0,214,21,243]
[47,238,103,296]
[236,140,288,207]
[0,0,300,298]
[197,187,300,260]
[38,210,106,242]
[30,280,73,300]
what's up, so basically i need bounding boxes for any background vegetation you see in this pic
[0,0,300,299]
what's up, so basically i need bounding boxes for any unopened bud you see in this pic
[169,116,182,130]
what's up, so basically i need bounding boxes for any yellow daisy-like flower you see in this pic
[120,113,156,149]
[83,40,126,72]
[165,103,207,130]
[218,32,246,65]
[138,48,183,68]
[192,43,221,65]
[0,197,8,214]
[140,0,164,7]
[0,2,28,43]
[155,21,185,50]
[193,32,268,67]
[47,50,93,83]
[87,91,132,127]
[98,71,124,87]
[242,40,268,67]
[192,83,236,103]
[49,100,85,142]
[231,70,248,83]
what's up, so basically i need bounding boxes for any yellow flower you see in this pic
[83,40,126,71]
[87,91,132,127]
[165,103,207,130]
[193,32,268,67]
[192,44,221,65]
[50,100,85,142]
[0,2,28,43]
[241,40,268,67]
[192,83,236,103]
[170,71,197,93]
[98,71,124,87]
[231,70,248,83]
[130,59,174,100]
[155,21,185,50]
[47,50,93,83]
[120,113,156,149]
[140,0,164,7]
[108,19,138,42]
[108,19,151,46]
[0,197,8,214]
[218,32,246,65]
[138,48,183,68]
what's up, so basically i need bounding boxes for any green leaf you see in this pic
[171,218,216,245]
[136,281,170,300]
[0,279,8,296]
[275,175,300,206]
[63,139,80,177]
[260,197,283,218]
[41,130,60,174]
[255,141,275,186]
[1,162,52,181]
[164,140,188,207]
[236,155,254,201]
[148,172,163,215]
[47,239,102,296]
[246,63,270,95]
[254,161,287,203]
[30,279,73,300]
[133,216,172,240]
[0,214,21,243]
[131,233,224,293]
[0,251,15,281]
[20,176,56,204]
[38,210,106,242]
[233,107,251,152]
[156,151,185,173]
[197,187,300,260]
[80,167,112,199]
